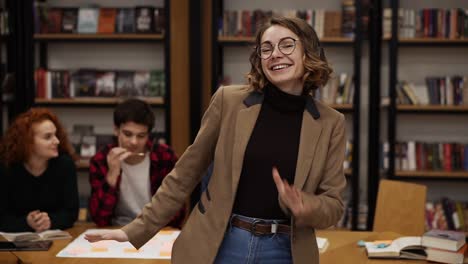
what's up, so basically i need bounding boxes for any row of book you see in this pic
[396,77,468,106]
[315,73,354,105]
[426,198,468,232]
[381,141,468,172]
[0,9,8,36]
[383,8,468,39]
[219,4,355,39]
[34,68,166,99]
[70,124,166,159]
[34,5,165,34]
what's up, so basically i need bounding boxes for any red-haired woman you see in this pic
[0,108,79,232]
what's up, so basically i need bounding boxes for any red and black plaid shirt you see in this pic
[88,141,186,227]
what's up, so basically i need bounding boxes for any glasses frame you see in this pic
[256,37,299,60]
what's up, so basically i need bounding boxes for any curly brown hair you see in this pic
[0,108,74,167]
[247,16,333,94]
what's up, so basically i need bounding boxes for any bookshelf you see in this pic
[367,0,468,231]
[204,0,363,230]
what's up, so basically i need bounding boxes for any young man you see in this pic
[89,99,185,227]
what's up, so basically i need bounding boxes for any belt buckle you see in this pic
[250,219,264,236]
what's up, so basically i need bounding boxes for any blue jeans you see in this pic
[214,214,292,264]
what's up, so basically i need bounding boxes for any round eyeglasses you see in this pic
[257,37,298,60]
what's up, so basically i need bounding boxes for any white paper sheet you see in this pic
[56,229,180,259]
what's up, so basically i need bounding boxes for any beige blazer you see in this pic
[122,85,346,264]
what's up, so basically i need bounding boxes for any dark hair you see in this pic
[0,108,74,166]
[247,16,333,94]
[113,99,155,132]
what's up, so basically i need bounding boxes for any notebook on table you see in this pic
[0,240,52,251]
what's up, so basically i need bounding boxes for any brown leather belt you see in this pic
[231,216,291,236]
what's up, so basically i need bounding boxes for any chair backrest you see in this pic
[373,179,427,236]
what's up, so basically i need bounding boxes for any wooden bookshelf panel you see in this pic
[34,34,164,41]
[397,105,468,112]
[396,170,468,179]
[35,97,164,106]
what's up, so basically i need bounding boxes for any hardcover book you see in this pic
[95,71,116,97]
[115,71,135,96]
[61,8,78,33]
[421,229,466,251]
[71,70,97,97]
[98,8,116,34]
[77,7,99,34]
[115,8,135,33]
[135,7,154,33]
[426,244,466,264]
[44,8,63,33]
[148,70,165,97]
[133,71,150,96]
[153,7,165,34]
[0,241,52,251]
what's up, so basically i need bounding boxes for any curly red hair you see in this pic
[0,108,74,167]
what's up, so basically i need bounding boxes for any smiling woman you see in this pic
[83,16,346,264]
[0,108,79,232]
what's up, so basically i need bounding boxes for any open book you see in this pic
[0,229,71,242]
[365,236,426,260]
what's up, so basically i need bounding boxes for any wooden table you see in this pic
[318,230,427,264]
[0,251,18,264]
[7,224,432,264]
[11,222,170,264]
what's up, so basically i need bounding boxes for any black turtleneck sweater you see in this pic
[232,84,306,220]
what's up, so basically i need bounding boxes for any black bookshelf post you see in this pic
[9,0,35,118]
[366,0,383,231]
[351,0,362,231]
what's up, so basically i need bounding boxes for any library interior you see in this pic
[0,0,467,263]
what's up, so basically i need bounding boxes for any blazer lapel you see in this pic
[294,106,322,191]
[231,105,261,199]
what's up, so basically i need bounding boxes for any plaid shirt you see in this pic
[89,141,185,227]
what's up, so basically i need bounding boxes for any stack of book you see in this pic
[421,229,467,264]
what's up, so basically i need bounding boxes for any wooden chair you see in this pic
[373,179,427,236]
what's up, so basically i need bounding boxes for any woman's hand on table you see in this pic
[84,229,129,243]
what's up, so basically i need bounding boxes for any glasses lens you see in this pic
[278,38,296,55]
[258,43,273,59]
